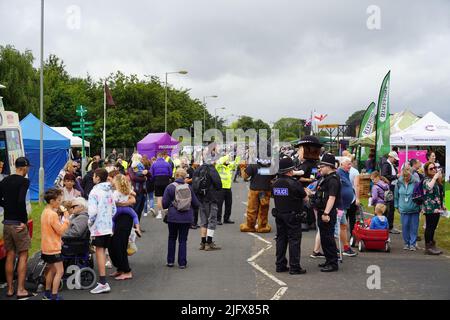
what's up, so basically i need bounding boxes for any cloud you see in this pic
[1,0,450,123]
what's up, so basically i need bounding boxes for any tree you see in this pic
[273,117,305,142]
[345,109,366,136]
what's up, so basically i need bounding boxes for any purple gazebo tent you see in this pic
[136,132,179,158]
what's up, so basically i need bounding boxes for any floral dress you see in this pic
[422,178,442,215]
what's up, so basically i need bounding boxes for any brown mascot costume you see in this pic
[240,159,276,233]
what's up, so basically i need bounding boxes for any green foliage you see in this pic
[230,116,271,134]
[0,46,213,154]
[273,117,305,142]
[345,109,366,136]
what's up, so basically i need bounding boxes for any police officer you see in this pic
[312,153,341,272]
[293,136,322,231]
[272,157,310,275]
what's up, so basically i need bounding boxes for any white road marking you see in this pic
[271,287,288,300]
[248,232,272,245]
[248,261,287,287]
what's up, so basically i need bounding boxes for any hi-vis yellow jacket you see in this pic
[215,155,240,189]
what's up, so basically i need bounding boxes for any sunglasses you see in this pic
[429,167,436,171]
[71,205,79,209]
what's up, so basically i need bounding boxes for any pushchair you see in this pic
[26,237,97,291]
[350,205,391,253]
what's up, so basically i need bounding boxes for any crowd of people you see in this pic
[0,139,447,299]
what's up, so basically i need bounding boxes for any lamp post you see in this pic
[39,0,45,204]
[165,70,188,133]
[214,107,226,129]
[203,95,218,132]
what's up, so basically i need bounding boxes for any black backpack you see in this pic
[193,165,211,196]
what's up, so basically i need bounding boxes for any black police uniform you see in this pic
[313,171,341,270]
[272,175,307,273]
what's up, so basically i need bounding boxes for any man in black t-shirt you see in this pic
[313,153,341,272]
[0,157,36,299]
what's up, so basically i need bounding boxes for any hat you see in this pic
[15,157,31,168]
[388,151,399,161]
[320,153,337,168]
[294,135,323,148]
[278,157,295,174]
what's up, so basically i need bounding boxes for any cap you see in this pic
[388,151,399,161]
[15,157,31,168]
[320,153,337,168]
[294,135,323,148]
[278,157,295,174]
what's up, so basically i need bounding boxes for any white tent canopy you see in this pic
[51,127,90,148]
[391,111,450,146]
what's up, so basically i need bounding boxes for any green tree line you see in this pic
[0,45,223,154]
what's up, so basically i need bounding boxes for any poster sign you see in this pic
[398,150,428,169]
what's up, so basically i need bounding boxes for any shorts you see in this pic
[154,176,171,196]
[334,209,348,238]
[3,224,31,253]
[92,235,112,248]
[41,253,63,264]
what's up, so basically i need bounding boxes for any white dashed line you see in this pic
[248,232,272,245]
[248,261,287,287]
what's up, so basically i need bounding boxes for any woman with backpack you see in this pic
[162,168,200,268]
[422,162,446,255]
[394,167,420,251]
[370,171,391,207]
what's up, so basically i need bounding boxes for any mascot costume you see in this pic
[293,135,323,231]
[240,158,276,233]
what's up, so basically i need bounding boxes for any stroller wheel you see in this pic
[358,240,365,252]
[349,236,356,248]
[78,267,97,290]
[385,242,391,253]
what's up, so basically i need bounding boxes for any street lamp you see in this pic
[203,95,218,131]
[165,70,188,133]
[214,107,226,129]
[39,0,45,204]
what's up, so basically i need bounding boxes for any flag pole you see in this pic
[103,82,106,159]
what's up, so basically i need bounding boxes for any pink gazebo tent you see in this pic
[136,133,179,158]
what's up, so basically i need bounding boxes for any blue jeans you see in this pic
[167,223,190,267]
[143,192,154,213]
[400,212,419,246]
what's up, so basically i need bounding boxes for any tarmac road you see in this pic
[2,180,449,300]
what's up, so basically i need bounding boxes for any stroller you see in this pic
[350,205,391,253]
[26,237,96,291]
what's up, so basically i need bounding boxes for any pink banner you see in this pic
[398,150,428,169]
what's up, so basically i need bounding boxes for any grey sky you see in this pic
[1,0,450,124]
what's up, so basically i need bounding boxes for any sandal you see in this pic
[109,271,123,277]
[17,292,37,300]
[6,291,15,298]
[115,273,132,280]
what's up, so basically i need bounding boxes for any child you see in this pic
[369,204,389,230]
[112,174,142,237]
[41,188,70,300]
[88,168,116,294]
[62,173,81,201]
[131,153,148,195]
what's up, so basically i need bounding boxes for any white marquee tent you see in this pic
[51,127,90,148]
[390,111,450,146]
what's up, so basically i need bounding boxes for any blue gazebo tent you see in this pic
[20,113,70,200]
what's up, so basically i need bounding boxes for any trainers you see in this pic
[51,294,64,300]
[343,248,357,257]
[42,292,52,300]
[166,263,174,267]
[310,251,326,259]
[150,208,156,217]
[409,245,417,251]
[143,212,148,217]
[199,242,206,250]
[389,228,401,234]
[403,245,410,250]
[90,283,111,294]
[156,212,163,219]
[205,242,221,251]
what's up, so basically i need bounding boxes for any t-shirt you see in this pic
[113,190,129,203]
[369,215,389,230]
[0,174,30,224]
